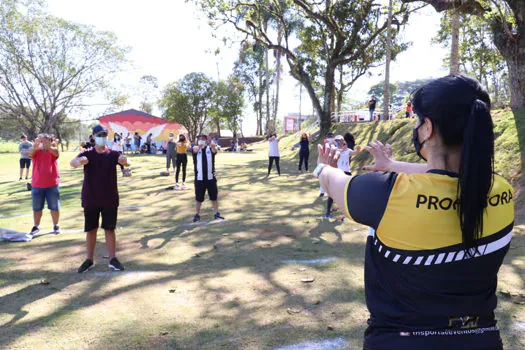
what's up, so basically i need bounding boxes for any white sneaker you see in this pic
[175,183,180,188]
[182,182,186,187]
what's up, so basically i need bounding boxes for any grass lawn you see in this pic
[0,135,523,349]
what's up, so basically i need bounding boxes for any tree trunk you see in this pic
[384,0,394,120]
[298,83,303,131]
[265,47,271,135]
[216,119,221,137]
[450,11,461,74]
[322,63,336,134]
[272,27,283,126]
[336,67,344,120]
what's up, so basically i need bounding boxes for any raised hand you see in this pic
[317,143,340,168]
[349,145,362,157]
[363,141,394,172]
[118,155,127,165]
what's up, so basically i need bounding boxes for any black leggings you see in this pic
[298,150,309,171]
[326,171,352,216]
[166,152,177,169]
[175,153,188,183]
[268,156,281,175]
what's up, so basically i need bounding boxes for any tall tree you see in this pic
[449,10,461,74]
[196,0,420,135]
[138,75,159,114]
[211,77,245,138]
[433,13,508,103]
[384,0,395,120]
[0,0,128,136]
[234,41,271,135]
[159,72,214,141]
[401,0,524,109]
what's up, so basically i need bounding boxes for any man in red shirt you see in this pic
[28,134,61,235]
[70,125,130,273]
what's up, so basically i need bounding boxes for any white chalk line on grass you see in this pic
[281,257,338,265]
[91,271,159,278]
[183,219,228,227]
[274,337,348,350]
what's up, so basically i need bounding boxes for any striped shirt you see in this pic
[192,146,215,181]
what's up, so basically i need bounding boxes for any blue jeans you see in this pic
[369,109,375,121]
[32,186,60,211]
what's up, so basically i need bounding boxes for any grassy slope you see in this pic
[295,110,520,180]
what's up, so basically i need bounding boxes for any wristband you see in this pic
[313,163,328,178]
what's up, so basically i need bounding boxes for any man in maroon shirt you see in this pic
[28,134,61,235]
[70,125,130,273]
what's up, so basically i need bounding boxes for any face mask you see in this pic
[412,123,427,161]
[198,140,206,146]
[335,140,343,148]
[95,136,107,146]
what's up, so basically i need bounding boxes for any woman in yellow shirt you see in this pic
[175,134,190,188]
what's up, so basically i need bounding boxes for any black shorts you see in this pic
[20,158,31,169]
[195,179,218,202]
[84,207,118,232]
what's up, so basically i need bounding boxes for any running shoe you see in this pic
[319,193,325,197]
[175,182,180,188]
[19,177,22,181]
[193,214,201,223]
[182,182,186,187]
[77,259,95,273]
[29,225,40,235]
[323,215,330,220]
[108,257,125,271]
[53,224,61,235]
[214,212,225,220]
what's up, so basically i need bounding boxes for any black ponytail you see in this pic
[412,75,494,257]
[458,99,494,256]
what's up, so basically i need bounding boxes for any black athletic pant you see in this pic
[166,152,177,169]
[326,171,351,216]
[298,150,309,171]
[268,156,280,175]
[176,153,188,183]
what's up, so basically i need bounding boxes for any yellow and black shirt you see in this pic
[345,170,513,348]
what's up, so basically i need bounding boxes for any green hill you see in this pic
[283,109,521,180]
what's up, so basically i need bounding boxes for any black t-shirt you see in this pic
[344,170,513,339]
[77,147,120,208]
[299,139,309,152]
[369,98,377,110]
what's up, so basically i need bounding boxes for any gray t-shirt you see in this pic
[167,141,176,155]
[19,141,33,159]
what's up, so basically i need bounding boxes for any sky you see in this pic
[45,0,449,135]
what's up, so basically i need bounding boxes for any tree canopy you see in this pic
[196,0,422,134]
[0,0,129,138]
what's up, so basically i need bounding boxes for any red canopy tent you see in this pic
[99,109,187,144]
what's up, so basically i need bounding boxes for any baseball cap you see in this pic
[197,133,208,139]
[326,132,334,138]
[92,124,108,136]
[334,135,344,140]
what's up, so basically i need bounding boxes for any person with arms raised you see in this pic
[70,125,131,273]
[192,134,224,223]
[28,134,61,235]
